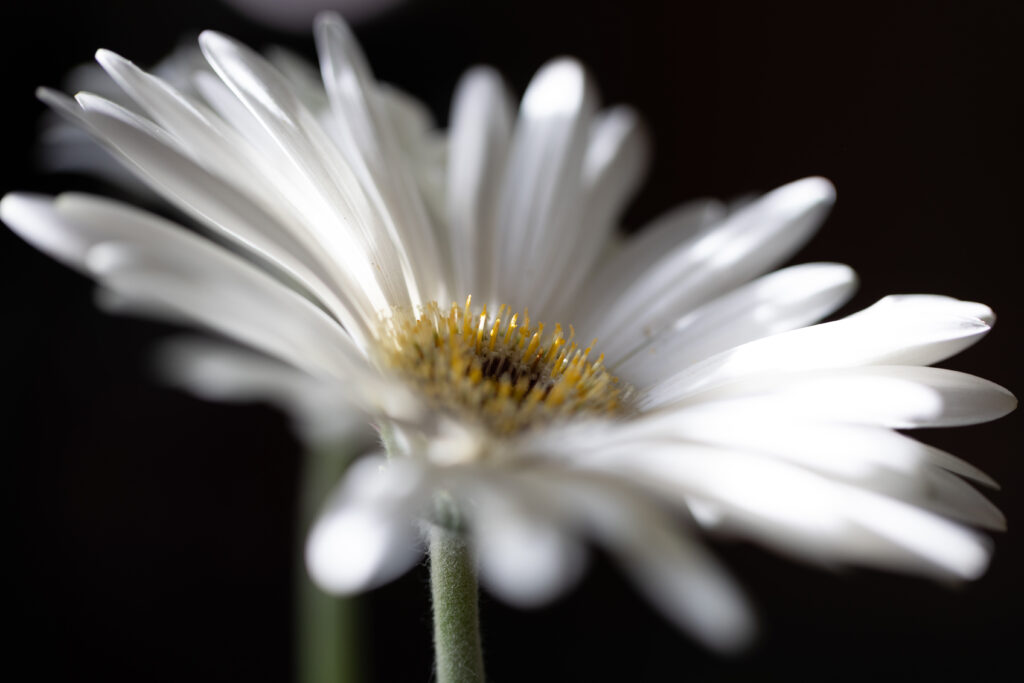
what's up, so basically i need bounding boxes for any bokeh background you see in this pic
[2,1,1021,681]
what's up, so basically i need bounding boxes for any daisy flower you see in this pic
[3,11,1014,675]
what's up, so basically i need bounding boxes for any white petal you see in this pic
[313,14,447,304]
[446,66,514,300]
[264,45,329,112]
[617,262,858,381]
[464,475,585,607]
[574,198,727,320]
[848,293,995,325]
[609,509,755,653]
[589,407,1003,529]
[652,366,1013,428]
[583,443,991,580]
[2,192,94,270]
[377,84,436,149]
[157,337,368,443]
[306,456,427,594]
[10,192,370,384]
[646,295,995,405]
[588,177,836,360]
[199,29,420,311]
[492,58,597,313]
[871,366,1016,427]
[545,106,650,320]
[913,467,1005,530]
[38,123,155,197]
[40,87,374,340]
[526,472,754,652]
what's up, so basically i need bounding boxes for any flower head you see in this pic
[3,12,1014,652]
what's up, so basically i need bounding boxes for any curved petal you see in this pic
[648,366,1014,428]
[314,13,447,303]
[446,66,514,300]
[523,471,754,652]
[199,29,419,310]
[585,177,835,358]
[2,192,374,386]
[40,87,374,340]
[645,295,995,405]
[306,455,427,594]
[574,198,727,320]
[543,105,650,320]
[616,262,858,381]
[460,473,586,607]
[492,58,597,313]
[157,337,370,443]
[582,443,991,581]
[587,408,1004,530]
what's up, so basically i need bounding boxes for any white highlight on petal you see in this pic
[1,192,378,389]
[447,66,514,300]
[306,456,426,594]
[650,366,1014,428]
[578,443,992,581]
[575,198,727,319]
[647,294,996,406]
[199,28,422,315]
[586,177,836,359]
[545,105,650,321]
[617,262,858,384]
[492,58,596,313]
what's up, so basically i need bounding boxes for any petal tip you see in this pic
[94,48,124,70]
[313,9,348,32]
[523,57,591,116]
[793,175,837,205]
[198,29,234,58]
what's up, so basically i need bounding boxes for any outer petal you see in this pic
[578,443,991,581]
[307,455,428,594]
[157,337,370,444]
[39,87,373,340]
[454,470,586,608]
[446,66,514,300]
[314,13,447,303]
[492,58,597,313]
[2,192,375,386]
[544,106,650,320]
[522,470,755,653]
[199,29,419,311]
[580,409,1004,530]
[585,177,835,359]
[645,295,996,405]
[616,262,858,381]
[647,366,1015,428]
[574,197,727,319]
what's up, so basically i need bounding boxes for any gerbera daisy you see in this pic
[3,12,1014,679]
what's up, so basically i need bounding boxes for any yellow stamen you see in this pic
[375,298,632,435]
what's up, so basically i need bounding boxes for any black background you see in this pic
[2,1,1022,681]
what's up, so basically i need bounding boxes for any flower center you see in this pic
[375,297,632,435]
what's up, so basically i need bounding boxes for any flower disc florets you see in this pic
[376,296,632,435]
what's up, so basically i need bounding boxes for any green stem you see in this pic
[429,525,486,683]
[297,442,361,683]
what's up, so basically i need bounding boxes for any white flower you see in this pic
[2,13,1014,652]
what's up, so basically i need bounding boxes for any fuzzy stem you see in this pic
[429,525,486,683]
[297,442,361,683]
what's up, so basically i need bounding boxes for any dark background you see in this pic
[2,1,1021,681]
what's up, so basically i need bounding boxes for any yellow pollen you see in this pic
[375,299,632,435]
